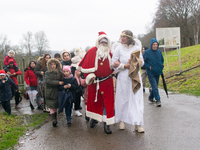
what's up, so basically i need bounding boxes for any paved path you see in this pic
[9,89,200,150]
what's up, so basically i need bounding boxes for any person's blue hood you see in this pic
[150,38,159,50]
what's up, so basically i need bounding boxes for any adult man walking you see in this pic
[143,38,164,107]
[77,31,115,134]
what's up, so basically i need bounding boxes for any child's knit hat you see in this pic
[8,50,15,57]
[63,65,71,73]
[0,70,6,76]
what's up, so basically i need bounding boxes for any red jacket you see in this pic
[4,59,22,86]
[4,68,22,86]
[3,55,17,66]
[24,67,38,86]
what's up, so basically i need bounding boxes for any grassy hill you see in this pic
[161,44,200,96]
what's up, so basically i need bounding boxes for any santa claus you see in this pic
[77,31,114,134]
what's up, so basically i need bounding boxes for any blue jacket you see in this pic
[143,38,164,75]
[0,76,18,101]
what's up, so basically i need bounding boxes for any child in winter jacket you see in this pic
[0,70,18,115]
[58,65,78,126]
[4,59,22,109]
[3,50,18,71]
[45,58,64,127]
[24,60,43,110]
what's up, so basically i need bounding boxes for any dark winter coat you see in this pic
[58,76,78,102]
[143,38,164,75]
[61,60,72,68]
[0,76,18,101]
[45,58,62,108]
[24,67,37,86]
[34,60,48,80]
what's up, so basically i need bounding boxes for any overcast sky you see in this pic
[0,0,159,52]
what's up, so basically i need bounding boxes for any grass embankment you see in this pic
[0,112,48,150]
[162,44,200,96]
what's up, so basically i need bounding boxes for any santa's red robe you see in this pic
[77,47,115,125]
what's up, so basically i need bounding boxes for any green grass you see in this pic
[0,112,48,150]
[161,44,200,96]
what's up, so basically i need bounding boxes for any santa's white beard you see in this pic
[97,44,110,61]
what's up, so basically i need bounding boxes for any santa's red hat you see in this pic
[0,70,6,76]
[98,31,107,36]
[96,31,111,48]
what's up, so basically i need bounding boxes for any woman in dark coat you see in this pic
[45,58,64,127]
[34,54,51,110]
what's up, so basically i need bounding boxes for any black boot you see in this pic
[30,102,34,110]
[90,119,98,128]
[52,113,57,127]
[85,113,90,121]
[104,122,112,134]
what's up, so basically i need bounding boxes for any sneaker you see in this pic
[148,98,156,103]
[119,121,125,130]
[74,110,82,117]
[135,125,145,133]
[156,101,161,107]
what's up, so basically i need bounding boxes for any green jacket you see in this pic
[44,58,63,109]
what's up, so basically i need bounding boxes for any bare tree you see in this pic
[153,0,194,47]
[12,45,23,56]
[34,31,50,56]
[190,0,200,45]
[21,31,34,56]
[0,34,11,55]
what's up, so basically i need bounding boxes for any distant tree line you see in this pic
[138,0,200,48]
[0,31,50,57]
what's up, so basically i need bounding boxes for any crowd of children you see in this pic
[0,48,87,127]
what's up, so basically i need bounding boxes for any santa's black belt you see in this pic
[95,74,115,82]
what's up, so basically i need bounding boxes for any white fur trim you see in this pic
[102,115,107,122]
[76,65,81,70]
[86,110,103,122]
[78,67,96,73]
[77,47,112,73]
[106,116,115,125]
[96,34,111,48]
[86,73,96,85]
[101,115,115,125]
[119,64,125,70]
[0,73,6,76]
